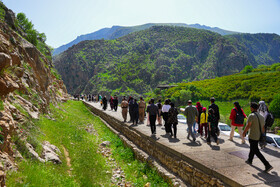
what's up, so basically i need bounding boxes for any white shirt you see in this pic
[162,104,171,113]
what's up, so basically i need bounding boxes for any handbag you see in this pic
[255,112,266,145]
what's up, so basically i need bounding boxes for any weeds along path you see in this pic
[6,101,169,186]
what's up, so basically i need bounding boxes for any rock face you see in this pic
[0,2,69,185]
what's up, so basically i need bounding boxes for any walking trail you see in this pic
[87,101,280,186]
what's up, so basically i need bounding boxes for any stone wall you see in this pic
[85,102,232,187]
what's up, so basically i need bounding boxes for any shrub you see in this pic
[270,93,280,118]
[240,65,253,74]
[271,63,280,71]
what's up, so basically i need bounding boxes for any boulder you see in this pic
[41,141,61,164]
[0,52,12,70]
[25,142,45,163]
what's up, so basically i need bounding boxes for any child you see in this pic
[207,108,219,145]
[200,107,208,138]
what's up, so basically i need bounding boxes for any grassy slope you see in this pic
[7,101,169,186]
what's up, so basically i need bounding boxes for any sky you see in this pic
[2,0,280,48]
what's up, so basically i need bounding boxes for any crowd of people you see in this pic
[74,94,274,173]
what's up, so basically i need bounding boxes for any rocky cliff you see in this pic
[0,3,68,186]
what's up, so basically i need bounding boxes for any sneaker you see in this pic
[216,140,219,145]
[228,138,233,141]
[245,160,252,165]
[264,165,273,173]
[207,142,211,145]
[193,137,196,142]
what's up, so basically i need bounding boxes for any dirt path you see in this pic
[62,146,72,176]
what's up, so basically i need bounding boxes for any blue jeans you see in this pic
[187,122,196,140]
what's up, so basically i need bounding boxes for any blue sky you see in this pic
[3,0,280,48]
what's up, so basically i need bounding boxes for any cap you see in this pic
[188,100,192,103]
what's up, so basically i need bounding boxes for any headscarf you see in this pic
[258,101,268,112]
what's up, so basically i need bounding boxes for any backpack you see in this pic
[234,108,244,124]
[265,112,274,127]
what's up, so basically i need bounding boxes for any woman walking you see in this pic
[162,100,171,134]
[207,108,219,145]
[229,101,247,144]
[167,103,179,138]
[200,107,208,138]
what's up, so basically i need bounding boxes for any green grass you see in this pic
[0,99,4,111]
[7,100,169,186]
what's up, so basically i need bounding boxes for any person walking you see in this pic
[128,97,134,122]
[167,102,179,138]
[138,97,146,123]
[209,97,220,136]
[146,98,159,135]
[110,96,114,110]
[195,102,203,134]
[121,97,129,122]
[258,101,269,148]
[200,107,208,138]
[243,102,273,173]
[162,100,171,134]
[184,100,198,142]
[229,101,247,144]
[131,99,139,125]
[102,96,107,111]
[207,108,219,145]
[156,100,163,126]
[113,95,118,111]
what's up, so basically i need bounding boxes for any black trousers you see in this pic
[207,126,217,143]
[114,104,118,111]
[150,115,157,134]
[170,123,177,137]
[248,139,269,166]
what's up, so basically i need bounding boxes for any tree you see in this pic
[180,90,191,104]
[270,94,280,118]
[240,65,253,74]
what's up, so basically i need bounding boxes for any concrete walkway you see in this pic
[87,101,280,186]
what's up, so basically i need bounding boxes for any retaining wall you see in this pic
[85,102,231,187]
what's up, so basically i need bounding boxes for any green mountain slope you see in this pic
[227,33,280,65]
[161,68,280,104]
[54,26,257,96]
[52,23,238,56]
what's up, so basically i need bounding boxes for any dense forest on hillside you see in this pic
[55,26,274,96]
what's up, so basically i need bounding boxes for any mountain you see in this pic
[227,33,280,65]
[52,23,238,56]
[54,25,261,96]
[0,2,68,185]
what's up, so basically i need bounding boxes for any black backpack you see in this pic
[265,112,274,127]
[234,108,244,124]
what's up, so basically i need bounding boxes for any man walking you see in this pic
[138,97,146,123]
[121,97,129,122]
[146,98,159,135]
[184,100,198,141]
[113,95,118,111]
[243,102,273,173]
[209,97,220,136]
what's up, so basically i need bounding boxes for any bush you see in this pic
[240,65,253,74]
[270,93,280,118]
[271,63,280,71]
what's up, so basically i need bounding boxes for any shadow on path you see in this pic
[249,164,280,186]
[183,141,202,147]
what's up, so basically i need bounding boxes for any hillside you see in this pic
[52,23,238,56]
[227,33,280,65]
[159,67,280,104]
[54,26,259,96]
[0,2,68,185]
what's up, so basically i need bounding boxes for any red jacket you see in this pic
[229,107,247,126]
